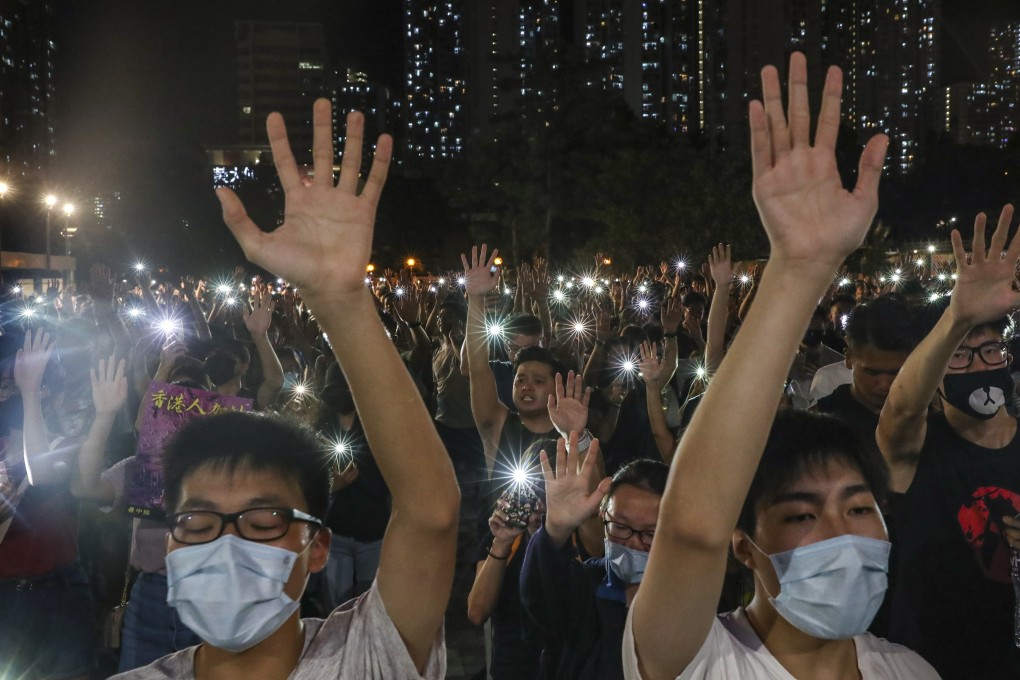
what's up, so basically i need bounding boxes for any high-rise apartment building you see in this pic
[988,23,1020,148]
[235,21,329,163]
[405,1,467,158]
[0,0,56,175]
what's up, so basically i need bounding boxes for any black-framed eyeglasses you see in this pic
[167,507,323,545]
[948,341,1009,370]
[603,517,655,548]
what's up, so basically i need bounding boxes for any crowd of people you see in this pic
[3,50,1020,680]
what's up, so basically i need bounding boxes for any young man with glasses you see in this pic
[111,101,459,679]
[519,441,667,680]
[878,204,1020,678]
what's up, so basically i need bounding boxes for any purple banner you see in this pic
[125,382,252,518]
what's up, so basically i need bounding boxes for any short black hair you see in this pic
[844,295,916,354]
[682,291,707,309]
[505,314,543,338]
[736,409,890,537]
[163,411,332,522]
[439,301,467,325]
[513,346,566,384]
[601,458,670,511]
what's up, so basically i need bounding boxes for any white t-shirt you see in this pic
[622,607,940,680]
[110,580,445,680]
[808,361,853,403]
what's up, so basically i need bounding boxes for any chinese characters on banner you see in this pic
[125,382,252,518]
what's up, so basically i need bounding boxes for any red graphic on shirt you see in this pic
[957,486,1020,583]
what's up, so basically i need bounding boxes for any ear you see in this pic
[731,530,756,570]
[308,527,332,575]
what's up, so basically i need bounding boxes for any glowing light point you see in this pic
[11,285,21,294]
[438,278,446,285]
[638,284,648,293]
[573,321,586,334]
[582,277,595,288]
[696,366,706,379]
[127,307,143,319]
[133,262,147,272]
[493,257,503,267]
[638,299,649,310]
[929,293,941,303]
[553,290,566,302]
[457,277,466,286]
[557,275,565,283]
[334,442,348,455]
[622,360,636,373]
[739,275,751,285]
[394,287,405,297]
[216,284,232,295]
[594,286,604,294]
[226,297,238,306]
[19,307,35,319]
[486,322,505,339]
[565,282,574,289]
[838,277,851,287]
[890,273,901,283]
[937,273,947,281]
[951,273,958,280]
[927,244,936,254]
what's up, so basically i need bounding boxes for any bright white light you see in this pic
[34,296,45,305]
[19,307,35,319]
[894,268,902,275]
[739,275,750,285]
[695,366,706,379]
[622,360,636,373]
[276,278,284,285]
[937,273,947,281]
[226,297,238,306]
[429,285,437,292]
[127,307,143,319]
[637,299,650,310]
[915,258,925,267]
[927,244,936,254]
[457,277,466,286]
[675,259,687,271]
[557,275,565,283]
[565,282,574,289]
[364,277,372,284]
[573,321,586,334]
[486,322,505,338]
[553,290,566,302]
[638,284,648,293]
[929,293,941,303]
[10,286,20,294]
[582,277,595,288]
[438,278,446,285]
[133,262,147,272]
[394,287,405,297]
[594,286,604,294]
[951,273,958,280]
[512,467,529,485]
[293,383,307,395]
[334,442,348,455]
[504,287,512,295]
[890,273,901,283]
[150,280,157,286]
[216,284,232,294]
[838,277,851,287]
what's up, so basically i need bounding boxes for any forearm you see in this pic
[466,537,515,625]
[884,310,964,420]
[21,390,56,485]
[70,412,117,502]
[662,260,838,543]
[645,385,676,464]
[254,333,285,391]
[705,283,731,372]
[305,289,459,524]
[581,343,605,386]
[188,298,212,341]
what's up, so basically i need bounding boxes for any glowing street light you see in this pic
[493,256,503,267]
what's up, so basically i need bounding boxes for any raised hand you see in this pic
[707,244,734,288]
[637,341,666,388]
[682,309,704,344]
[216,101,392,301]
[459,244,500,297]
[14,330,53,393]
[547,370,591,438]
[242,287,275,336]
[660,297,683,334]
[750,52,888,269]
[91,356,128,416]
[488,492,528,544]
[540,434,611,547]
[947,205,1020,328]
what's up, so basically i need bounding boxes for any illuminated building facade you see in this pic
[235,21,328,164]
[988,23,1020,147]
[0,0,56,174]
[405,0,467,158]
[332,69,397,173]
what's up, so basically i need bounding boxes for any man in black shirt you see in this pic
[878,205,1020,679]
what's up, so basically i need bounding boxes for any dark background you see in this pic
[36,0,1020,273]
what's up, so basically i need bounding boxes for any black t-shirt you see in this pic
[887,412,1020,679]
[815,384,880,456]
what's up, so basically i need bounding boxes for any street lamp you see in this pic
[44,194,57,271]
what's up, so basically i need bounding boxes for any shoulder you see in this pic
[296,580,446,679]
[854,633,941,678]
[108,647,196,680]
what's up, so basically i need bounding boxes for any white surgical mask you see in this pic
[751,534,890,640]
[604,538,649,584]
[166,534,306,652]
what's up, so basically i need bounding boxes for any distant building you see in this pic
[988,23,1020,147]
[235,20,329,163]
[331,69,397,173]
[404,0,467,158]
[0,0,57,175]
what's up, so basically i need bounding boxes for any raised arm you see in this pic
[217,100,459,672]
[462,245,509,451]
[628,53,888,679]
[15,330,61,486]
[70,356,127,504]
[637,341,677,464]
[705,244,734,373]
[877,205,1020,492]
[243,287,285,409]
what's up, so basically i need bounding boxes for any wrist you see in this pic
[544,521,574,548]
[491,536,515,551]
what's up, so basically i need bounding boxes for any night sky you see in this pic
[43,0,1020,267]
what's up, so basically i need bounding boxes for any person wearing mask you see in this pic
[111,100,458,679]
[879,203,1020,678]
[624,52,937,679]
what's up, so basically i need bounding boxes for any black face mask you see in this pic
[940,367,1014,420]
[803,329,824,348]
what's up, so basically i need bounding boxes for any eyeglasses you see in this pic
[947,341,1009,370]
[167,507,322,545]
[603,517,655,548]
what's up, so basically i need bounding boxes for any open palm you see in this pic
[216,100,392,300]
